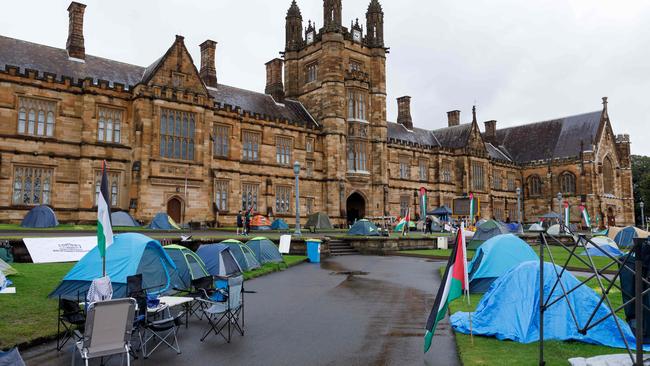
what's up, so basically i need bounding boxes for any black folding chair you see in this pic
[56,296,86,351]
[127,274,147,359]
[138,309,184,358]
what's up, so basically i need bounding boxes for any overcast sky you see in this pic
[2,0,649,155]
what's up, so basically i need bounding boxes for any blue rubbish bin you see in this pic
[306,239,322,263]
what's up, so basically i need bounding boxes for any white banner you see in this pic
[23,236,97,263]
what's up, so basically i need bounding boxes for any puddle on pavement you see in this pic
[319,259,348,272]
[329,270,369,276]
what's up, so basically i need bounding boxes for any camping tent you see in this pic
[467,220,509,249]
[505,222,524,235]
[110,211,140,227]
[147,213,181,230]
[585,236,620,251]
[607,226,623,240]
[0,257,17,276]
[451,261,639,349]
[164,245,210,291]
[614,226,650,248]
[246,237,284,264]
[547,224,561,236]
[220,239,261,271]
[528,223,544,232]
[305,212,333,230]
[468,234,538,293]
[251,215,271,231]
[428,206,452,221]
[348,219,380,236]
[20,205,58,228]
[49,233,177,299]
[196,244,242,277]
[271,218,289,230]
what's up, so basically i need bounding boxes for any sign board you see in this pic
[452,196,480,217]
[279,235,292,254]
[23,236,97,263]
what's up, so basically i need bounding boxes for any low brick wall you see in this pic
[344,237,439,255]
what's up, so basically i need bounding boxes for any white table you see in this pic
[157,296,194,328]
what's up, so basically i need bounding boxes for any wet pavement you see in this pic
[23,255,459,366]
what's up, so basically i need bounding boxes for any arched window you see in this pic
[602,156,615,195]
[528,175,542,197]
[560,172,576,194]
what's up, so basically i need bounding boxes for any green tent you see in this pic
[221,239,261,271]
[348,219,380,236]
[467,220,510,249]
[164,244,209,290]
[305,212,333,231]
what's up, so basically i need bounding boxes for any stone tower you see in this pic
[285,1,303,51]
[365,0,384,47]
[283,0,388,225]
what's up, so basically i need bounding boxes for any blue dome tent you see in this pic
[246,237,283,264]
[49,233,177,299]
[147,212,181,230]
[164,244,210,291]
[452,261,640,349]
[110,211,140,227]
[220,239,261,271]
[347,219,380,236]
[21,205,58,228]
[271,218,289,230]
[467,220,510,249]
[196,243,242,277]
[614,226,649,248]
[468,234,538,293]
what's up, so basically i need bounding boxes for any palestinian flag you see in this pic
[97,161,113,258]
[580,205,591,228]
[564,201,570,228]
[424,223,469,353]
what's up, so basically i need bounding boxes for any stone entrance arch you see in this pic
[167,196,184,224]
[346,192,366,226]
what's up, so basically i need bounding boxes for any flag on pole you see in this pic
[424,222,469,353]
[469,193,475,226]
[580,205,591,228]
[564,201,570,228]
[97,161,113,260]
[420,187,427,222]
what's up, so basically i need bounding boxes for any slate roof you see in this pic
[0,35,316,127]
[491,111,602,163]
[387,121,474,149]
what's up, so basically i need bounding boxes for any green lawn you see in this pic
[444,268,629,365]
[400,245,621,272]
[0,255,306,349]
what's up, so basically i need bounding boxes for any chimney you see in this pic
[484,120,497,142]
[396,96,413,130]
[199,40,218,88]
[447,110,460,127]
[265,58,285,102]
[66,2,86,60]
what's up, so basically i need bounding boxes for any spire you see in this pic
[472,105,477,124]
[286,0,303,51]
[323,0,342,32]
[601,96,609,119]
[365,0,384,47]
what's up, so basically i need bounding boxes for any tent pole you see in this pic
[634,238,644,366]
[539,232,545,366]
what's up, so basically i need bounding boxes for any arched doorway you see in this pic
[346,192,366,226]
[607,207,616,227]
[167,196,183,224]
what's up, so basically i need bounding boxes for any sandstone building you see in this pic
[0,1,634,227]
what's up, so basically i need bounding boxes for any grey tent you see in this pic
[305,212,333,231]
[110,211,140,227]
[20,205,58,228]
[347,219,380,236]
[246,237,284,264]
[468,220,510,249]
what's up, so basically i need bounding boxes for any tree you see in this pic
[631,155,650,226]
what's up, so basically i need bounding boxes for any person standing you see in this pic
[236,211,243,235]
[425,216,433,234]
[244,208,252,236]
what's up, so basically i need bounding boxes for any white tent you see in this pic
[0,257,17,276]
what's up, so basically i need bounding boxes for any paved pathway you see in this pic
[23,255,459,366]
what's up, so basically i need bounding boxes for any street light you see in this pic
[293,161,301,236]
[557,192,563,232]
[641,201,645,230]
[516,187,522,223]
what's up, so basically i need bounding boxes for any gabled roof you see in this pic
[432,123,474,149]
[0,35,315,127]
[387,121,474,150]
[491,111,602,163]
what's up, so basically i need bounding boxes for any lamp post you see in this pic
[516,187,522,223]
[641,201,645,230]
[293,161,301,236]
[557,192,563,232]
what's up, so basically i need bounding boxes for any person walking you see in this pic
[425,216,433,234]
[236,211,243,235]
[244,208,252,236]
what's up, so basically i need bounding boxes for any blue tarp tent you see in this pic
[468,234,538,293]
[20,205,58,228]
[452,261,641,349]
[147,212,181,230]
[580,236,623,257]
[49,233,177,299]
[505,222,524,235]
[111,211,140,227]
[271,219,289,230]
[246,237,284,264]
[347,219,380,236]
[196,243,242,277]
[614,226,648,248]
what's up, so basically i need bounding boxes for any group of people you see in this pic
[236,208,253,236]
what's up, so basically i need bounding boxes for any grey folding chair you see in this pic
[197,275,244,343]
[72,298,136,366]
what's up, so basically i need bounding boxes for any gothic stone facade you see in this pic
[0,1,634,227]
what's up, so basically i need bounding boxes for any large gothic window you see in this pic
[98,107,123,143]
[347,90,366,121]
[347,141,367,172]
[12,166,53,205]
[18,97,56,137]
[603,156,615,195]
[471,161,485,191]
[160,108,195,161]
[528,175,542,197]
[560,172,576,194]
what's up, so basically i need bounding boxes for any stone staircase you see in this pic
[328,239,359,256]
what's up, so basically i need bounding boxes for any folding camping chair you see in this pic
[126,274,147,358]
[56,297,86,351]
[187,276,215,320]
[197,275,245,343]
[72,298,136,366]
